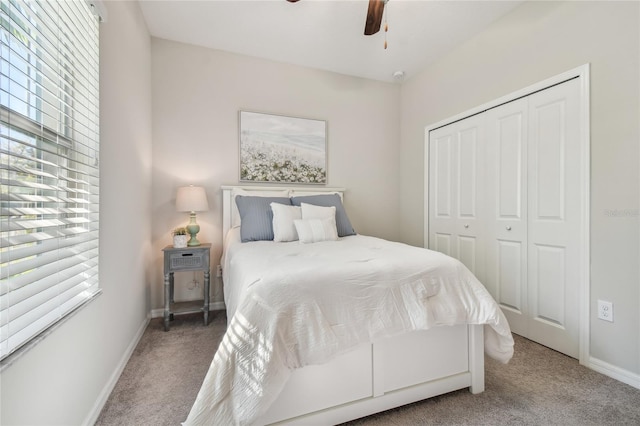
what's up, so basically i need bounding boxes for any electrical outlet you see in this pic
[186,272,199,291]
[216,265,222,278]
[597,300,613,322]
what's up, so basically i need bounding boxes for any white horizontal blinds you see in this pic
[0,0,100,361]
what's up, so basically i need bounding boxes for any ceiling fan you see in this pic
[286,0,388,36]
[364,0,388,36]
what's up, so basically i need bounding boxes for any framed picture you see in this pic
[239,111,327,184]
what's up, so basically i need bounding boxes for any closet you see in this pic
[427,78,583,358]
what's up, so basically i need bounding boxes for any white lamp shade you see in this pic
[176,186,209,212]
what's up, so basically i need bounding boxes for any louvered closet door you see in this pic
[428,114,485,282]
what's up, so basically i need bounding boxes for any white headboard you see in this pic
[221,185,346,244]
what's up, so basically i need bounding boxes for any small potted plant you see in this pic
[172,227,188,248]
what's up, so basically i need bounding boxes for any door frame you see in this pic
[424,64,591,365]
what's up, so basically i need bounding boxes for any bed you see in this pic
[184,185,513,426]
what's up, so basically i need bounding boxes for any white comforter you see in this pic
[185,230,514,425]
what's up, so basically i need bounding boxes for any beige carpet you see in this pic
[96,312,640,425]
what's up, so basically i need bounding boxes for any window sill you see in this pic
[0,290,103,373]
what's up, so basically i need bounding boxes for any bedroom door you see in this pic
[428,114,486,283]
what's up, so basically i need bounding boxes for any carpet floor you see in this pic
[96,312,640,425]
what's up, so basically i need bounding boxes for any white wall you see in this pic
[150,39,401,310]
[400,1,639,378]
[0,1,153,424]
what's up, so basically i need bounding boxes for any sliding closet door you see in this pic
[484,98,529,336]
[526,78,581,358]
[428,114,485,282]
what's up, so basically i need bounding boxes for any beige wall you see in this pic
[0,1,153,424]
[150,39,401,310]
[400,1,639,376]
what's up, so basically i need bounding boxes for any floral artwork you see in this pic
[239,111,327,184]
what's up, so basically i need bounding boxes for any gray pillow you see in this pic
[235,195,291,242]
[290,193,356,237]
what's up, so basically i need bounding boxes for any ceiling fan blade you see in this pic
[364,0,386,35]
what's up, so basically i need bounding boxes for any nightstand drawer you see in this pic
[169,252,206,271]
[167,250,208,272]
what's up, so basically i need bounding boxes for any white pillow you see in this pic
[300,202,336,221]
[271,203,301,242]
[231,188,289,227]
[294,218,339,244]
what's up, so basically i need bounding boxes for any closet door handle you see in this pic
[464,224,469,228]
[506,226,512,231]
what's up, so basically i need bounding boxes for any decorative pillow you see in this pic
[235,195,291,242]
[294,218,339,244]
[271,203,302,242]
[300,202,336,221]
[231,188,289,227]
[291,193,356,237]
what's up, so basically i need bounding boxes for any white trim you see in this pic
[577,64,591,365]
[423,135,430,248]
[83,316,149,426]
[425,65,588,133]
[424,64,591,367]
[149,301,226,319]
[587,357,640,390]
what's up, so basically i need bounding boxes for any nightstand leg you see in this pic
[203,270,210,326]
[164,272,171,331]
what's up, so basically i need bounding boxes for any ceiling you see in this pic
[139,0,524,83]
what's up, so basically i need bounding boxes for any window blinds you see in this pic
[0,0,100,361]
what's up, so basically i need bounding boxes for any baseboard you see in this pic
[82,316,150,426]
[588,356,640,390]
[149,301,226,319]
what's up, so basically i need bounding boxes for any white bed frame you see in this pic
[221,185,485,426]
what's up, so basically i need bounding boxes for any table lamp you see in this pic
[176,185,209,246]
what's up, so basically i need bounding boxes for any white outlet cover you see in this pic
[597,300,613,322]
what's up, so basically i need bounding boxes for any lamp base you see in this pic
[186,213,201,246]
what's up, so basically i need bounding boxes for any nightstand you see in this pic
[162,243,211,331]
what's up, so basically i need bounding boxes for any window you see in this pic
[0,0,100,362]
